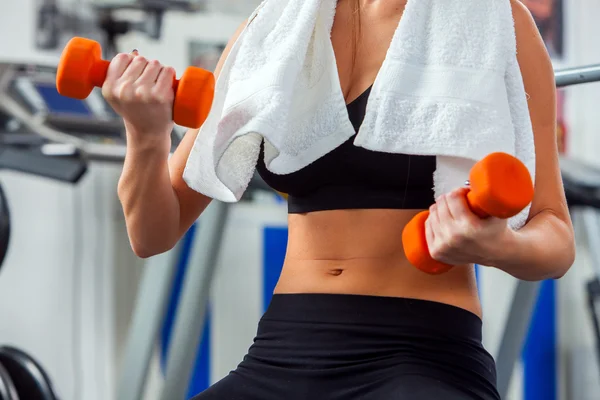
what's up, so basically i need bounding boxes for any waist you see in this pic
[263,293,483,339]
[279,209,481,316]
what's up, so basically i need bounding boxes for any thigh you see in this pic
[374,374,496,400]
[189,368,293,400]
[189,373,258,400]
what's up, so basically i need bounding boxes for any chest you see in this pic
[331,0,407,103]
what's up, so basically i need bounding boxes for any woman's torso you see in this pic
[256,0,481,317]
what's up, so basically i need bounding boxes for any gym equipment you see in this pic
[0,361,19,400]
[0,59,182,161]
[0,175,62,400]
[0,180,15,400]
[0,62,98,400]
[34,0,199,53]
[56,37,216,129]
[0,136,88,273]
[402,152,534,275]
[0,184,10,273]
[555,64,600,88]
[0,65,89,182]
[561,158,600,370]
[0,347,57,400]
[0,64,93,270]
[90,0,206,12]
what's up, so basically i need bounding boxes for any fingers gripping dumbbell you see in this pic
[56,37,215,129]
[402,152,535,275]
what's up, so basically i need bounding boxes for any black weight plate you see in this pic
[0,183,9,270]
[0,347,56,400]
[0,361,19,400]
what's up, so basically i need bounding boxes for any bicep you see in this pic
[512,0,570,224]
[169,19,249,233]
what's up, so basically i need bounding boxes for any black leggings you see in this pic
[191,294,501,400]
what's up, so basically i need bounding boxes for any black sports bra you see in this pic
[256,86,436,213]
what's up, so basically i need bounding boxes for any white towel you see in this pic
[183,0,536,230]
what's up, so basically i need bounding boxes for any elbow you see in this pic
[126,219,180,258]
[534,211,576,281]
[133,249,160,260]
[505,217,576,282]
[550,241,576,280]
[125,218,181,258]
[550,218,577,280]
[118,193,181,259]
[512,257,574,282]
[131,243,157,259]
[123,213,180,259]
[535,233,576,281]
[130,238,178,259]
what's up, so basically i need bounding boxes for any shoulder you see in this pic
[510,0,540,37]
[508,1,556,127]
[509,0,546,54]
[508,0,554,88]
[213,19,248,78]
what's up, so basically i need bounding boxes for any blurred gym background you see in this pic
[0,1,599,400]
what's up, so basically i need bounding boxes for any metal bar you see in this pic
[581,208,600,279]
[0,64,16,94]
[585,279,600,379]
[575,207,600,386]
[555,64,600,88]
[159,201,230,400]
[0,96,128,163]
[495,280,541,400]
[116,243,182,400]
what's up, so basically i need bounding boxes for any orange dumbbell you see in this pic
[402,152,535,275]
[56,37,215,129]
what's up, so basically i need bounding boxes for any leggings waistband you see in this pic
[263,293,483,341]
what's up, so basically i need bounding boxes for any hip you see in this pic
[232,293,499,400]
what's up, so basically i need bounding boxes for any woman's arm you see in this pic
[117,20,247,258]
[485,1,575,280]
[425,1,575,281]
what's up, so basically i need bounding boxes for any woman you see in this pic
[108,0,575,398]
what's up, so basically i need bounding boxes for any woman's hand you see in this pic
[424,187,511,266]
[102,50,176,140]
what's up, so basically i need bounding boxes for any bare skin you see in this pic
[279,1,473,316]
[113,0,575,319]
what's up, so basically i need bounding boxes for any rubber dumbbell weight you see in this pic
[56,37,215,129]
[402,152,535,275]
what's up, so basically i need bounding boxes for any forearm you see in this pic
[118,132,181,257]
[486,211,575,281]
